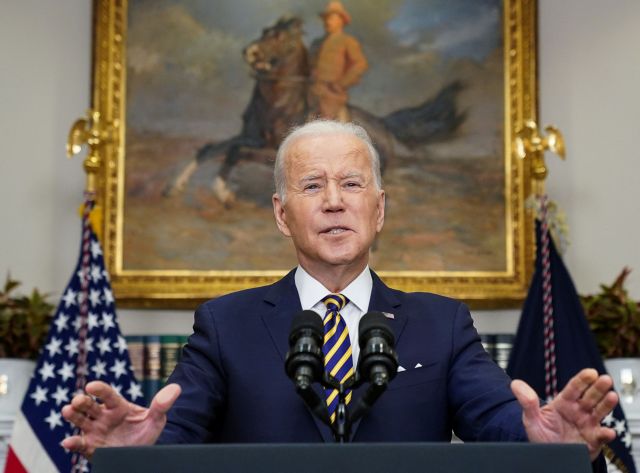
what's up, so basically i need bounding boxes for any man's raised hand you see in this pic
[61,381,181,458]
[511,368,618,461]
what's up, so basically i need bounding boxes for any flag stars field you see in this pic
[5,207,142,473]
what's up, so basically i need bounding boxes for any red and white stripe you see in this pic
[3,412,57,473]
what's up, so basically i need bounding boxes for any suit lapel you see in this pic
[260,269,406,442]
[349,270,405,440]
[260,270,301,362]
[260,270,334,443]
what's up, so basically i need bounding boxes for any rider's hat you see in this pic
[319,1,351,25]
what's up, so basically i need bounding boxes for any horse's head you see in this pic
[244,16,305,74]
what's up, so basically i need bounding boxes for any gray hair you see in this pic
[274,120,382,203]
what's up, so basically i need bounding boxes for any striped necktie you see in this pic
[322,293,354,423]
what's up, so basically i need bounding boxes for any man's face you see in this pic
[323,13,345,34]
[272,133,385,275]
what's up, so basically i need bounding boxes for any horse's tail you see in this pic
[382,80,466,148]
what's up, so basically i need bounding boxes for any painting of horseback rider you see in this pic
[124,0,508,274]
[164,6,464,207]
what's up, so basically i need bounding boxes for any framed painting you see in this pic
[90,0,537,308]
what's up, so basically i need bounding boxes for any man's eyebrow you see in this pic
[341,171,364,179]
[299,173,323,183]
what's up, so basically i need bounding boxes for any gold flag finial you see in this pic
[66,109,115,194]
[514,120,565,193]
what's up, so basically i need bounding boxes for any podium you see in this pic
[91,442,592,473]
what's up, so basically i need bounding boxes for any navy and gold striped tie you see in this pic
[322,293,353,423]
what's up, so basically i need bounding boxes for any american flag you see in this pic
[508,215,636,473]
[4,199,142,473]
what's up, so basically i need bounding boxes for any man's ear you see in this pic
[272,193,292,237]
[375,190,385,232]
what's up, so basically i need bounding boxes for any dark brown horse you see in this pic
[164,16,463,205]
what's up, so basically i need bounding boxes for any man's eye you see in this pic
[304,184,320,191]
[344,181,361,188]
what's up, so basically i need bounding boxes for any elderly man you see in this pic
[62,121,616,465]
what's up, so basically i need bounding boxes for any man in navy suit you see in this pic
[62,120,617,462]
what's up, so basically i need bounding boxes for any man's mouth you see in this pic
[322,227,350,235]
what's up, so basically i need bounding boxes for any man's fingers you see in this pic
[85,380,127,410]
[593,391,619,421]
[61,434,84,452]
[72,395,102,419]
[511,379,540,417]
[578,374,614,410]
[149,384,181,419]
[61,434,96,459]
[558,368,599,402]
[595,425,617,445]
[61,404,91,430]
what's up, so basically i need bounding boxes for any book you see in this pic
[479,333,515,372]
[160,335,182,383]
[480,333,496,360]
[126,335,145,386]
[125,334,189,405]
[144,335,162,405]
[494,334,515,371]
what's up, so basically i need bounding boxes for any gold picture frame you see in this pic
[89,0,537,309]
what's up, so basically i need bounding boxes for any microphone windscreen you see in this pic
[358,311,395,346]
[289,310,323,340]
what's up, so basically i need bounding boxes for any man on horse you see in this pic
[308,1,368,122]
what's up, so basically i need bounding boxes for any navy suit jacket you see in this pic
[157,269,526,444]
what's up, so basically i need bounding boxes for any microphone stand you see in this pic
[323,373,358,443]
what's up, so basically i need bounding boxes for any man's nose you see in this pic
[323,182,344,211]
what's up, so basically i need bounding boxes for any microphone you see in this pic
[357,311,399,387]
[285,310,324,390]
[285,310,331,426]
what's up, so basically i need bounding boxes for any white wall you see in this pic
[1,0,639,336]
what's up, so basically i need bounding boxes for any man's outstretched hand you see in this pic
[511,368,618,461]
[61,381,181,459]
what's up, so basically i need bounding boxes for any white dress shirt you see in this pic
[294,265,372,365]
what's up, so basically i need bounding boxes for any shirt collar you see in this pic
[294,265,372,313]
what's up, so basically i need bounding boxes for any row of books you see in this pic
[480,333,515,371]
[125,335,189,405]
[124,333,514,404]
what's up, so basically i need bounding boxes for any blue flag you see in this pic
[507,220,636,473]
[5,201,142,473]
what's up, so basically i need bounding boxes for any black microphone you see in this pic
[285,310,324,390]
[357,311,399,387]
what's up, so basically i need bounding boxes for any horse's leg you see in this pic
[163,140,234,197]
[163,160,198,197]
[212,144,244,205]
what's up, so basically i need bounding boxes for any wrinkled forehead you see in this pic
[284,132,371,171]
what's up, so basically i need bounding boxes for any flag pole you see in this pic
[514,120,567,401]
[66,110,114,471]
[66,109,114,241]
